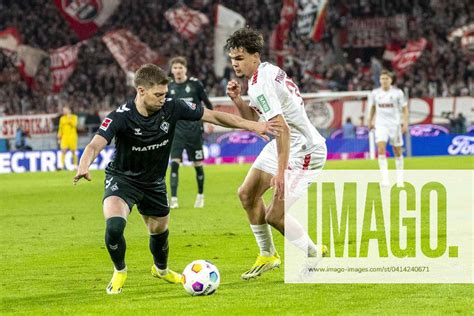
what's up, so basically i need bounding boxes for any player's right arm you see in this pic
[226,80,259,121]
[57,116,63,141]
[368,91,376,130]
[73,135,107,184]
[73,110,123,184]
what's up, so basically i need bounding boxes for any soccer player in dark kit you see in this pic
[167,56,213,209]
[73,64,279,294]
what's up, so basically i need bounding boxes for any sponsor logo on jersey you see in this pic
[184,101,196,110]
[132,139,169,152]
[378,103,394,108]
[257,95,271,113]
[100,118,112,131]
[160,121,170,133]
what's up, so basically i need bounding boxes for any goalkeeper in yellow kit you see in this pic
[57,106,78,169]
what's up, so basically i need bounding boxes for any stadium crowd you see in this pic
[0,0,472,116]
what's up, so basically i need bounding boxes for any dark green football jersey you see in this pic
[167,77,213,138]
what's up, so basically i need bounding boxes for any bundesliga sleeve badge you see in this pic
[100,118,113,131]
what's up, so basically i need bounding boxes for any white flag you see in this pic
[214,5,246,77]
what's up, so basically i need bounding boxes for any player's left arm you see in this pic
[197,81,213,110]
[400,91,409,134]
[201,108,281,141]
[270,114,290,200]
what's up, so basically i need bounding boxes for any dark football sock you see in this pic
[105,217,127,270]
[150,230,169,270]
[170,161,179,197]
[195,166,204,194]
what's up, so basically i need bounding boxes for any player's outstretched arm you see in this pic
[73,135,107,185]
[201,108,282,141]
[368,105,376,130]
[402,106,409,133]
[226,80,258,121]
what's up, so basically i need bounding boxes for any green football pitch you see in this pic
[1,156,473,315]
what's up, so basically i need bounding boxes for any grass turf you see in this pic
[0,156,472,315]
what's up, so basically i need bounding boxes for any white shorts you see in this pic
[375,125,403,147]
[252,140,327,176]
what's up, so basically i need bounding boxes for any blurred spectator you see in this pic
[15,127,32,151]
[85,109,102,133]
[456,113,467,134]
[0,0,472,115]
[342,118,356,139]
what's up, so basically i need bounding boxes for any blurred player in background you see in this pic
[168,57,214,209]
[368,70,409,187]
[57,106,78,170]
[73,63,278,294]
[225,27,327,280]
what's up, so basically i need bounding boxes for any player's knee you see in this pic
[378,147,386,155]
[265,209,283,228]
[149,222,168,235]
[193,161,203,167]
[237,185,253,206]
[106,217,126,238]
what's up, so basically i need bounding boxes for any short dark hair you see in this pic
[380,70,393,78]
[134,64,170,88]
[224,27,264,54]
[169,56,187,67]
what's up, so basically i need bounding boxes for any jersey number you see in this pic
[285,78,302,98]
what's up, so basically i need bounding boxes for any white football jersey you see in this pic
[368,87,406,127]
[247,62,325,155]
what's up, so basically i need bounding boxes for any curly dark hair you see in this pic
[224,27,264,54]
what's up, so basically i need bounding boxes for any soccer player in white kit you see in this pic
[225,27,327,280]
[368,70,409,187]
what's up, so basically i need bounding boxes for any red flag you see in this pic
[214,5,246,77]
[50,43,82,93]
[309,0,328,42]
[270,0,297,67]
[0,27,21,52]
[54,0,121,40]
[164,5,209,41]
[0,27,47,89]
[102,29,163,78]
[392,38,427,74]
[295,0,328,42]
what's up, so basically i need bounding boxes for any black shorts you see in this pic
[170,132,204,162]
[103,174,169,217]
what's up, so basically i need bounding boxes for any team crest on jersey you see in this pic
[100,118,112,131]
[184,101,196,110]
[185,85,191,93]
[160,121,170,133]
[257,95,270,113]
[134,128,142,135]
[170,89,175,95]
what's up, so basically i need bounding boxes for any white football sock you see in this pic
[395,156,404,184]
[378,155,389,181]
[289,234,320,257]
[285,215,319,256]
[250,224,276,256]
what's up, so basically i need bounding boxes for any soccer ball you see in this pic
[182,260,220,296]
